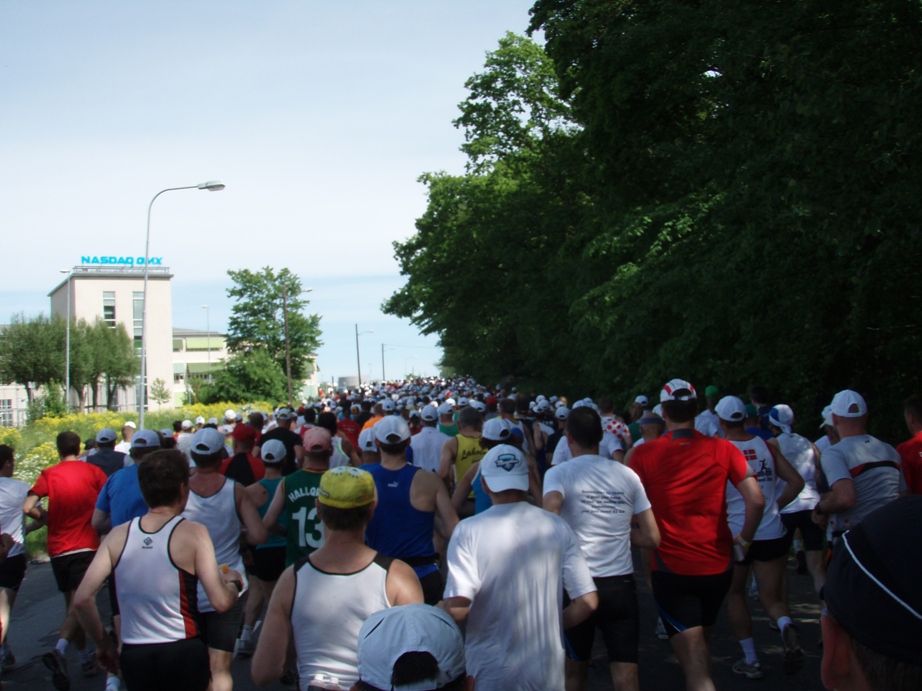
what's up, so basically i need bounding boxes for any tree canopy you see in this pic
[385,4,922,440]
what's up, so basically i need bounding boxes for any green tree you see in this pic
[149,378,172,407]
[225,267,322,381]
[100,323,139,411]
[198,349,288,404]
[0,313,65,404]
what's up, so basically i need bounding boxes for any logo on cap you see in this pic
[495,453,518,472]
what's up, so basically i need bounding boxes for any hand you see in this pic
[95,638,120,675]
[221,568,243,585]
[733,534,751,560]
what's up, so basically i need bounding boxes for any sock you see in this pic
[105,676,122,691]
[240,625,253,643]
[793,539,804,553]
[740,637,758,665]
[55,639,68,656]
[777,615,793,637]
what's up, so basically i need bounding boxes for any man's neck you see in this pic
[489,490,527,505]
[60,455,79,462]
[664,420,694,432]
[570,445,600,459]
[723,428,754,441]
[302,460,329,471]
[380,453,407,470]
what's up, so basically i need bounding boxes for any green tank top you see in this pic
[455,433,486,498]
[282,469,326,566]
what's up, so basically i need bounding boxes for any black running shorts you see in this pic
[51,551,95,593]
[199,595,245,652]
[121,637,211,691]
[781,510,825,552]
[651,570,732,638]
[565,574,640,664]
[0,554,26,591]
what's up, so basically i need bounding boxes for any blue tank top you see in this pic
[256,476,287,550]
[365,463,437,578]
[471,465,493,515]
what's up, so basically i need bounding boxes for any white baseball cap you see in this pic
[357,604,466,691]
[261,439,287,464]
[224,408,236,420]
[554,406,570,421]
[482,418,512,442]
[191,428,225,455]
[194,416,205,425]
[123,421,137,430]
[421,405,439,422]
[660,379,697,402]
[470,400,487,413]
[358,428,378,453]
[769,404,794,434]
[375,416,411,444]
[181,419,193,430]
[634,395,649,407]
[437,402,453,416]
[480,444,529,493]
[830,390,868,418]
[382,399,396,413]
[715,396,747,422]
[820,405,834,429]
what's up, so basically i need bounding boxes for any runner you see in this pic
[716,396,806,678]
[441,443,598,690]
[262,427,332,566]
[114,422,135,455]
[897,394,922,495]
[358,428,381,466]
[87,429,127,477]
[254,408,301,475]
[235,440,288,660]
[543,407,660,691]
[250,466,423,688]
[220,424,264,486]
[627,380,765,691]
[182,428,268,691]
[694,386,722,438]
[438,407,486,517]
[365,416,458,605]
[437,402,459,438]
[0,445,43,676]
[24,431,108,690]
[814,390,906,545]
[72,449,244,691]
[316,412,361,467]
[410,406,451,473]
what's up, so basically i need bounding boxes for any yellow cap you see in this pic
[318,467,376,509]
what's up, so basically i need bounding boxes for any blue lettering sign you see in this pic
[79,256,163,266]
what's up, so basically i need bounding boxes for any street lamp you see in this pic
[140,180,224,428]
[60,269,71,410]
[355,324,373,387]
[381,344,395,382]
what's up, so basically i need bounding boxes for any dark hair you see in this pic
[567,407,604,448]
[172,420,182,433]
[304,408,317,424]
[160,436,177,450]
[749,385,769,405]
[190,450,223,468]
[138,450,189,508]
[0,445,13,466]
[661,399,698,424]
[458,406,482,431]
[249,412,265,430]
[378,438,411,456]
[514,395,530,414]
[598,397,614,415]
[721,418,745,430]
[317,412,338,435]
[56,431,81,458]
[499,398,515,415]
[130,445,161,461]
[355,651,466,691]
[84,438,98,452]
[317,502,370,531]
[904,395,922,422]
[851,636,922,691]
[361,400,373,412]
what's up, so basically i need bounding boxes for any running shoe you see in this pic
[655,617,668,640]
[782,623,805,675]
[236,638,255,660]
[1,648,14,672]
[81,659,98,677]
[795,550,807,575]
[42,650,70,691]
[732,658,764,679]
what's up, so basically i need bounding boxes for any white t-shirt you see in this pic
[551,432,621,466]
[544,455,651,577]
[115,441,131,455]
[776,432,821,513]
[815,435,832,453]
[444,501,596,691]
[409,426,451,473]
[695,409,722,437]
[726,436,785,540]
[0,478,30,557]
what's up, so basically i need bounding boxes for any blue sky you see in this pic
[0,0,538,381]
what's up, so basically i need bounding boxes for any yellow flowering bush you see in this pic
[0,427,22,450]
[15,441,58,487]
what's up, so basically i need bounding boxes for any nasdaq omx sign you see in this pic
[80,256,164,266]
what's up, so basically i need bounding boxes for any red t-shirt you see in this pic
[338,419,361,450]
[897,432,922,495]
[220,453,266,485]
[629,429,749,576]
[30,460,108,557]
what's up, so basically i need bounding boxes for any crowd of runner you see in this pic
[0,376,920,691]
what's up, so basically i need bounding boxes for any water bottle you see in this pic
[307,674,342,690]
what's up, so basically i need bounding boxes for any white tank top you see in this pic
[726,436,786,540]
[182,479,247,611]
[292,553,392,688]
[329,437,350,469]
[115,516,200,645]
[776,432,821,513]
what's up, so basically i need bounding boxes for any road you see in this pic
[3,554,825,690]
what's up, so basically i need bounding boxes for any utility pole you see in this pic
[381,343,386,382]
[283,285,293,406]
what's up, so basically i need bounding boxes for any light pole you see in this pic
[354,324,373,387]
[381,344,395,382]
[404,355,419,378]
[201,305,211,382]
[140,180,224,428]
[60,269,71,410]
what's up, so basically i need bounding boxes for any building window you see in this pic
[133,292,144,350]
[174,372,185,384]
[103,292,116,328]
[0,400,11,427]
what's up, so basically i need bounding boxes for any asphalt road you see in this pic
[3,553,826,690]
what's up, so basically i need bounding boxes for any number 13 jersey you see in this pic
[282,468,325,566]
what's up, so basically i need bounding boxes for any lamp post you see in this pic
[201,305,211,382]
[140,180,224,429]
[60,269,71,410]
[354,324,373,387]
[381,344,395,382]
